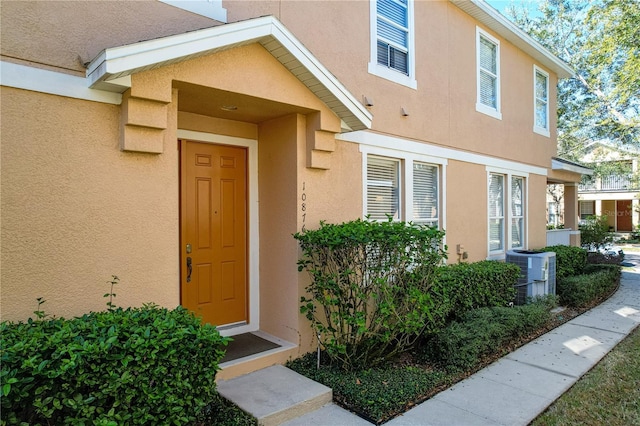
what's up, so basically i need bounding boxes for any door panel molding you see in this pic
[179,130,259,336]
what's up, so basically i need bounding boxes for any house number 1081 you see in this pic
[301,182,307,232]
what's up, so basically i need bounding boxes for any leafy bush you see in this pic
[433,261,519,317]
[294,218,447,370]
[539,245,587,281]
[1,305,228,425]
[580,215,614,251]
[423,299,555,372]
[587,250,625,265]
[557,264,621,307]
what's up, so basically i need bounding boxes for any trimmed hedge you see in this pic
[423,299,554,372]
[557,264,621,308]
[433,261,519,317]
[1,305,228,425]
[539,245,587,281]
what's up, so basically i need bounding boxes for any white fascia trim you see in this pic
[177,129,260,335]
[0,61,122,105]
[450,0,574,79]
[159,0,227,23]
[551,158,593,175]
[339,131,548,176]
[86,16,371,130]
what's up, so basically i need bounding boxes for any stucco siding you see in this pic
[1,87,180,320]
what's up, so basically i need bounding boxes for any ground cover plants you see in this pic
[290,223,623,424]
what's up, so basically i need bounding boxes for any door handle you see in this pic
[186,257,192,283]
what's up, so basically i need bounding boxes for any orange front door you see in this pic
[180,140,248,326]
[616,200,632,232]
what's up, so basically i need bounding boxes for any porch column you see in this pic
[564,183,580,247]
[633,199,639,229]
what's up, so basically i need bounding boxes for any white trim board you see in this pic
[0,61,122,105]
[341,131,548,176]
[177,129,260,337]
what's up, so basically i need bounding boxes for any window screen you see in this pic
[413,162,438,226]
[376,0,409,74]
[535,70,548,129]
[489,174,504,251]
[479,36,498,109]
[367,155,400,220]
[511,176,524,248]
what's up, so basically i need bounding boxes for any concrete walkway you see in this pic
[284,256,640,425]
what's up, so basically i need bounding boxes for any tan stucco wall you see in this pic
[0,1,218,75]
[528,173,549,249]
[225,0,559,169]
[1,87,180,321]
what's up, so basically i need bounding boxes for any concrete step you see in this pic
[217,365,332,426]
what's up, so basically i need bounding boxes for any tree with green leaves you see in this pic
[505,0,639,158]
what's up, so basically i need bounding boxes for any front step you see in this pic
[217,365,332,426]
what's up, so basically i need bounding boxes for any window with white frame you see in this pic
[488,172,527,255]
[476,28,501,119]
[158,0,227,22]
[367,156,401,220]
[366,154,440,226]
[511,176,525,248]
[369,0,416,88]
[534,66,550,136]
[489,174,505,251]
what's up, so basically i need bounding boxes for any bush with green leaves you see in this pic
[539,245,587,281]
[557,264,621,308]
[294,218,447,370]
[423,298,555,372]
[433,261,519,317]
[1,305,228,425]
[580,215,614,251]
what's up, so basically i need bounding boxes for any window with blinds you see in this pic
[511,176,524,248]
[489,174,504,252]
[479,35,498,109]
[376,0,409,75]
[535,67,549,132]
[367,156,400,220]
[413,162,438,226]
[579,201,595,219]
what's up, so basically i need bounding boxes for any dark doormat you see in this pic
[221,333,281,363]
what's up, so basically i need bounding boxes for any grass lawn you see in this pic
[533,325,640,426]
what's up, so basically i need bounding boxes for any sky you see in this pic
[485,0,544,19]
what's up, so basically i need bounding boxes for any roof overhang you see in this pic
[87,16,372,131]
[552,157,593,175]
[450,0,574,79]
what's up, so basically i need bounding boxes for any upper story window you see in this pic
[476,28,501,120]
[534,66,550,137]
[365,154,441,227]
[369,0,417,89]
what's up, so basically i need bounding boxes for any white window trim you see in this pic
[510,176,525,250]
[368,0,417,89]
[361,145,446,231]
[533,65,551,137]
[486,167,528,260]
[159,0,227,23]
[476,27,502,120]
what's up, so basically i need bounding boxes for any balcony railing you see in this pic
[579,174,639,192]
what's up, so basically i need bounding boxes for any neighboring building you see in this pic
[578,141,640,232]
[0,0,583,376]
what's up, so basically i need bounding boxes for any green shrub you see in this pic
[580,215,614,251]
[294,218,447,370]
[286,353,449,424]
[1,305,228,425]
[423,299,554,372]
[539,245,587,281]
[557,264,621,307]
[433,261,519,317]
